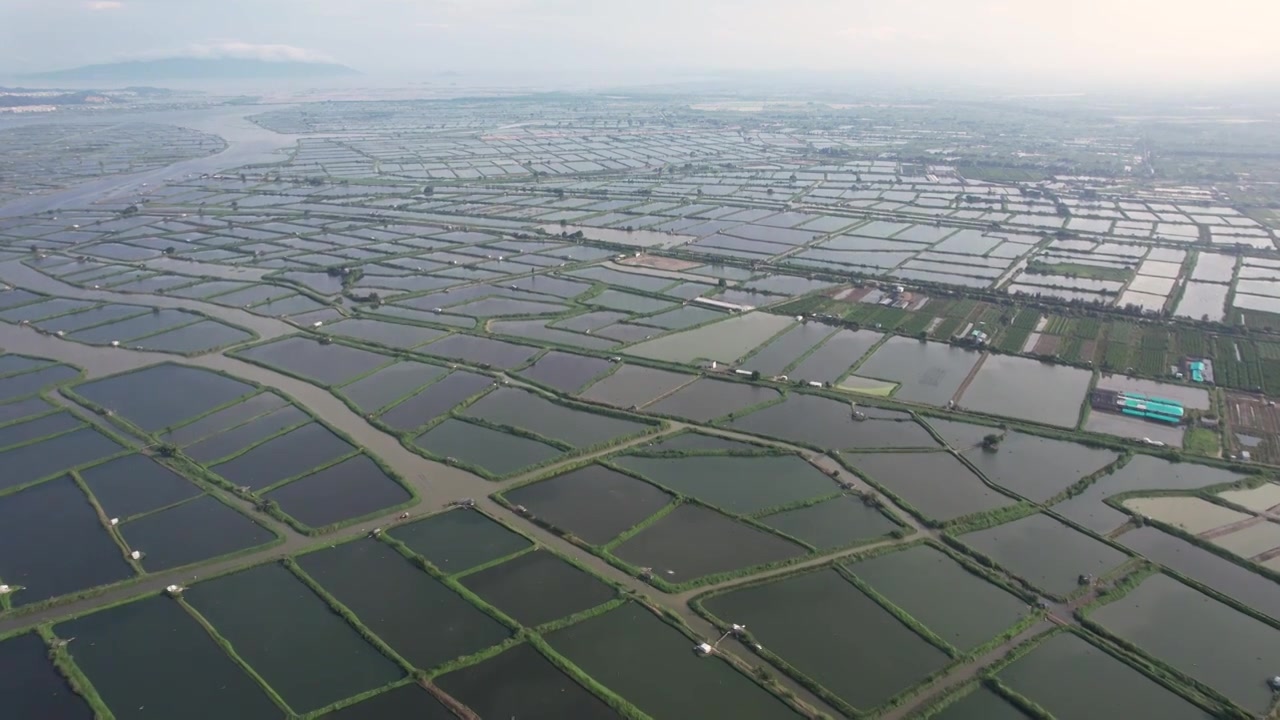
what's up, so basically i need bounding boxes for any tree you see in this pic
[750,370,761,381]
[981,433,1002,452]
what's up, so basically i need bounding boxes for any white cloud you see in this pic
[85,1,123,10]
[138,40,335,63]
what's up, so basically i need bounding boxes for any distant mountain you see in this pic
[20,57,358,83]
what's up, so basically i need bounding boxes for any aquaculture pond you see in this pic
[135,321,253,354]
[74,365,256,431]
[120,495,276,571]
[0,363,80,402]
[0,425,125,492]
[338,362,447,413]
[960,513,1130,598]
[418,333,540,369]
[854,337,981,406]
[463,387,653,447]
[0,476,134,605]
[58,595,282,719]
[741,321,836,376]
[929,686,1028,720]
[760,495,900,549]
[79,454,201,519]
[845,545,1028,652]
[643,378,779,421]
[787,328,883,384]
[435,643,621,720]
[728,393,938,450]
[459,549,615,627]
[0,396,54,425]
[517,350,613,392]
[845,451,1016,522]
[377,370,493,431]
[612,504,806,582]
[998,632,1214,720]
[959,355,1092,428]
[612,453,839,515]
[579,364,694,408]
[322,684,456,720]
[548,603,801,720]
[159,391,286,446]
[703,568,950,711]
[0,633,93,719]
[297,539,510,670]
[321,318,447,350]
[210,422,355,491]
[184,562,403,714]
[928,418,1118,503]
[388,510,531,574]
[625,312,794,364]
[1118,526,1280,620]
[1090,573,1280,714]
[183,405,309,464]
[238,336,391,385]
[1052,455,1247,534]
[0,410,81,450]
[639,430,763,453]
[413,418,563,477]
[265,454,412,528]
[502,464,674,545]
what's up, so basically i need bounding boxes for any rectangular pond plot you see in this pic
[464,388,651,448]
[584,289,675,314]
[0,476,134,605]
[70,309,195,345]
[74,365,256,432]
[339,362,446,414]
[35,304,147,333]
[0,364,80,402]
[0,395,56,425]
[56,595,282,720]
[0,354,53,376]
[760,495,900,549]
[161,392,288,447]
[413,419,564,477]
[436,643,620,720]
[579,365,695,408]
[0,297,95,322]
[929,686,1029,720]
[378,370,493,431]
[0,288,44,310]
[322,683,455,720]
[184,562,404,714]
[504,465,673,545]
[741,321,838,376]
[389,509,532,574]
[548,603,801,720]
[960,513,1129,598]
[845,451,1016,523]
[418,334,539,369]
[211,422,355,491]
[855,337,982,406]
[614,454,838,516]
[184,405,309,464]
[516,351,614,393]
[0,426,125,492]
[787,329,883,384]
[625,312,795,364]
[1052,456,1247,535]
[120,495,276,571]
[133,320,253,354]
[729,394,939,450]
[958,355,1093,428]
[928,418,1118,503]
[0,633,94,719]
[0,410,82,451]
[238,336,392,386]
[460,549,616,627]
[845,545,1029,652]
[79,454,202,519]
[612,504,806,583]
[998,632,1213,720]
[1090,573,1280,714]
[644,378,779,422]
[321,318,448,350]
[297,539,510,670]
[266,454,412,528]
[703,569,951,712]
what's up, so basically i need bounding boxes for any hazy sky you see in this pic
[2,0,1278,89]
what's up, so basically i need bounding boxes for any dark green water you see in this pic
[0,633,93,720]
[0,364,80,402]
[461,549,615,626]
[613,504,806,582]
[0,426,124,492]
[57,595,281,719]
[548,603,800,719]
[75,364,256,431]
[703,568,950,711]
[322,318,447,350]
[517,350,613,392]
[339,362,446,413]
[846,451,1016,522]
[645,378,779,421]
[961,513,1130,598]
[297,538,510,669]
[120,495,275,570]
[389,509,531,574]
[614,454,838,515]
[413,418,564,477]
[211,423,353,491]
[436,643,620,719]
[419,333,539,369]
[185,562,403,714]
[240,336,391,386]
[136,320,252,353]
[265,454,411,527]
[184,405,308,464]
[378,371,492,431]
[504,465,673,545]
[761,495,899,549]
[931,686,1028,719]
[729,393,939,450]
[161,391,285,446]
[321,683,454,719]
[80,455,201,519]
[464,387,651,448]
[0,410,82,451]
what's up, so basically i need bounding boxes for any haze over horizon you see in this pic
[2,0,1278,92]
